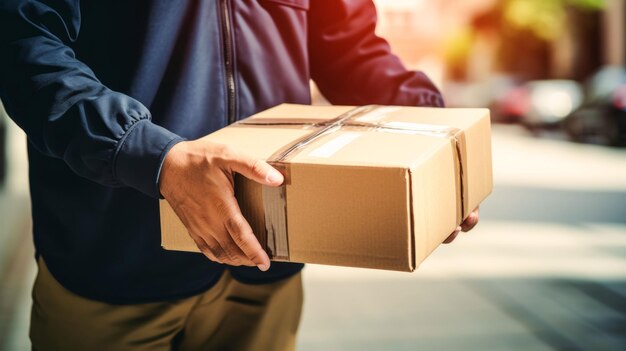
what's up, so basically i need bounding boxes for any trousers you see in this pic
[30,258,303,351]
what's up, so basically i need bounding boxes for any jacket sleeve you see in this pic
[0,0,183,198]
[308,0,444,107]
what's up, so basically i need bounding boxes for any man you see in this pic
[0,0,479,350]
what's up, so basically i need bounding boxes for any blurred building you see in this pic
[374,0,624,84]
[604,0,625,66]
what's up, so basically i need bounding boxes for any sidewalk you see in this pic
[297,220,626,351]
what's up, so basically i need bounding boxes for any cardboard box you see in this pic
[160,104,493,271]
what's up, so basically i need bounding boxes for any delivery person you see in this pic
[0,0,479,350]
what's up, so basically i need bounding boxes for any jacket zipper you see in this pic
[220,0,237,124]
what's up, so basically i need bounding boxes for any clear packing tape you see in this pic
[236,105,468,261]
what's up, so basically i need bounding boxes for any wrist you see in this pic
[158,140,188,199]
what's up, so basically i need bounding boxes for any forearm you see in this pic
[0,0,183,197]
[308,0,444,107]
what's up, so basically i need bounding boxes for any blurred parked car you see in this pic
[493,80,584,129]
[562,66,626,146]
[491,85,529,123]
[443,75,520,124]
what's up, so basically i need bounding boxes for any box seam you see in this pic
[407,168,416,271]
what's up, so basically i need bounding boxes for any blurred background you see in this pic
[1,0,625,350]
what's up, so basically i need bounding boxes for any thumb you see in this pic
[230,153,284,186]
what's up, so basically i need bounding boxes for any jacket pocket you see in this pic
[260,0,309,11]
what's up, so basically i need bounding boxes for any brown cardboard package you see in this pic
[160,104,493,271]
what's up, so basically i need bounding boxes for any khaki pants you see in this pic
[30,259,303,351]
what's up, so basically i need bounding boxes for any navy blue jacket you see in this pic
[0,0,444,304]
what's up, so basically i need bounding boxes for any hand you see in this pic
[443,207,479,244]
[159,137,284,271]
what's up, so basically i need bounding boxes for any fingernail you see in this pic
[257,262,270,272]
[266,170,283,184]
[456,226,462,232]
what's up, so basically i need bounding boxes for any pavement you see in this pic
[0,124,625,350]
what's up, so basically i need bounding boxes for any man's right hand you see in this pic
[159,136,284,271]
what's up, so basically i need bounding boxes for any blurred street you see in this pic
[0,124,625,350]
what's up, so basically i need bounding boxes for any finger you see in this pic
[461,208,480,232]
[202,235,234,264]
[212,229,256,267]
[229,152,284,187]
[190,234,223,264]
[225,211,271,272]
[214,196,271,270]
[443,226,462,244]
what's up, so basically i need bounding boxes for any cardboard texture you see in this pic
[160,104,493,271]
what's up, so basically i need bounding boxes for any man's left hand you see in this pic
[443,207,479,244]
